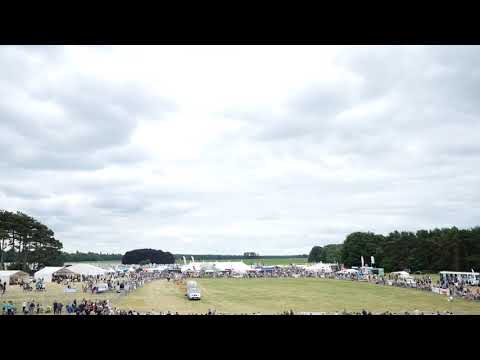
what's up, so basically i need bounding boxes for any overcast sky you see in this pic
[1,45,480,255]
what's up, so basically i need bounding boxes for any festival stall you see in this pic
[0,270,30,287]
[34,267,63,283]
[305,263,337,273]
[53,263,107,279]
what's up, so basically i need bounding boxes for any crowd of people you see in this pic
[175,266,480,302]
[1,263,479,315]
[49,270,164,295]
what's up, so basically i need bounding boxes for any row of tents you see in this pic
[174,261,340,274]
[0,262,391,287]
[0,263,112,287]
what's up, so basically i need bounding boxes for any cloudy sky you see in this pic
[1,45,480,255]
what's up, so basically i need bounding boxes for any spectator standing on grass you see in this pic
[29,300,35,315]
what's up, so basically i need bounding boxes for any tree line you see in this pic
[62,251,123,263]
[309,226,480,273]
[0,210,63,272]
[308,244,343,263]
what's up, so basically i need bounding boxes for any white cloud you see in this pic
[1,45,480,254]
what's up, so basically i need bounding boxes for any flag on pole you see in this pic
[371,256,375,265]
[361,256,364,267]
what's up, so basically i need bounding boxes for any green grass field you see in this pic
[1,282,122,313]
[4,277,479,315]
[114,278,480,314]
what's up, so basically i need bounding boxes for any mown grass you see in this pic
[1,282,122,313]
[4,276,478,315]
[113,278,480,314]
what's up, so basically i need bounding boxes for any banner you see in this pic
[371,256,375,265]
[431,287,449,295]
[361,256,364,267]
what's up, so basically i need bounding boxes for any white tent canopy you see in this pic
[338,269,359,274]
[211,261,252,273]
[34,267,63,283]
[191,261,252,274]
[55,263,107,277]
[306,263,336,273]
[180,263,201,273]
[391,271,411,278]
[0,270,30,287]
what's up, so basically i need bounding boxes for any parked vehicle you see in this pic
[186,281,201,300]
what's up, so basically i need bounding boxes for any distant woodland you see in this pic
[309,226,480,272]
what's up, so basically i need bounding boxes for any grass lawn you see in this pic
[1,282,123,313]
[113,278,480,314]
[4,277,479,315]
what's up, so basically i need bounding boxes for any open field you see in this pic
[4,277,479,314]
[113,278,480,314]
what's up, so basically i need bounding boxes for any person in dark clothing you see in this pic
[29,301,35,315]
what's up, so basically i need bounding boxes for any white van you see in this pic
[186,281,201,300]
[95,283,109,293]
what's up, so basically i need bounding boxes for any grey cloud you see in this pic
[0,53,175,172]
[2,45,480,254]
[0,184,46,200]
[93,196,149,214]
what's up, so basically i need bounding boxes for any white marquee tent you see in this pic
[391,271,411,279]
[305,263,336,273]
[211,261,252,274]
[54,263,107,277]
[185,261,252,274]
[34,267,63,283]
[0,270,30,287]
[337,268,359,274]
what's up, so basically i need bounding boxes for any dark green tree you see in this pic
[122,248,175,264]
[0,209,64,272]
[308,246,324,262]
[341,232,384,267]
